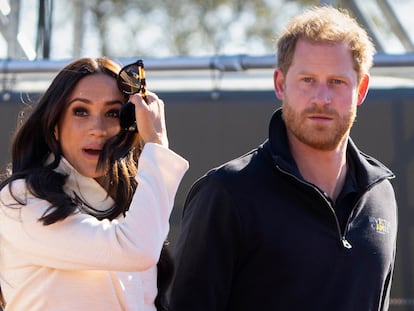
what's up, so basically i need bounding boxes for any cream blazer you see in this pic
[0,143,188,311]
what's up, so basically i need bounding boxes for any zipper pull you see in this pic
[341,238,352,249]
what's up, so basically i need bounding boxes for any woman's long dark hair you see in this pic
[0,57,172,311]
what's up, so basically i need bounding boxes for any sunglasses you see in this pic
[117,59,147,131]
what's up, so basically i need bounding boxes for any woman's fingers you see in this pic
[128,91,169,147]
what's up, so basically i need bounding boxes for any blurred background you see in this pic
[2,0,413,59]
[1,0,414,309]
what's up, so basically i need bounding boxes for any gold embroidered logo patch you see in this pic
[369,217,390,234]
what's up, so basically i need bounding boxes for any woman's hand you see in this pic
[128,91,169,147]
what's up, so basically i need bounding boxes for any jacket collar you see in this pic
[265,108,394,187]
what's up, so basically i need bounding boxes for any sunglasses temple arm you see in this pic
[137,61,148,103]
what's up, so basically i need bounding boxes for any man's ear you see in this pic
[273,69,285,100]
[357,74,370,106]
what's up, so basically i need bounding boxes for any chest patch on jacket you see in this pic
[369,216,391,234]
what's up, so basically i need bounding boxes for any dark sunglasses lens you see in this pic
[119,101,137,131]
[117,64,142,94]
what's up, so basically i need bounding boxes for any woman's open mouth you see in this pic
[83,148,102,157]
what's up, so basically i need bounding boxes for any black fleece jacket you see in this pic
[170,108,398,311]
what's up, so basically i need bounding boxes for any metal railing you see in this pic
[0,52,414,74]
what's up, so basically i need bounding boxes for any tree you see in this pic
[82,0,313,57]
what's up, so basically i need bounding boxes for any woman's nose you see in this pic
[89,116,108,136]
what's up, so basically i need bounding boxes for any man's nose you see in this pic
[314,83,332,104]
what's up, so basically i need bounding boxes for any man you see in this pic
[169,6,398,311]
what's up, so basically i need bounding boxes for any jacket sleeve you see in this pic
[381,210,398,310]
[0,143,189,271]
[169,174,242,311]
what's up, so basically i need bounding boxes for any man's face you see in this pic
[274,39,369,151]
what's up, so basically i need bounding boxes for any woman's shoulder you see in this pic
[0,178,54,225]
[0,178,33,206]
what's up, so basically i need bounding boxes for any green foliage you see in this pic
[85,0,309,57]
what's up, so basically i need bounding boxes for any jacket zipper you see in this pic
[276,165,352,249]
[337,179,388,249]
[318,189,353,249]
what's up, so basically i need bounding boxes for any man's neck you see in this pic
[289,136,348,201]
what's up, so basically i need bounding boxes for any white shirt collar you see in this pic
[54,157,115,213]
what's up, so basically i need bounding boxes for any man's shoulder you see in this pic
[190,144,271,195]
[210,145,267,178]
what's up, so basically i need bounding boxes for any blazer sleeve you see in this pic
[0,143,189,271]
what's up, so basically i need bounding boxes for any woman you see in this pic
[0,57,188,310]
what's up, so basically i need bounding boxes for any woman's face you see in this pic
[56,73,124,178]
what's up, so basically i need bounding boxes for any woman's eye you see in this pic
[73,107,88,116]
[106,109,120,118]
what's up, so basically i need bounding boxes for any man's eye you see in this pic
[331,79,344,85]
[303,77,314,83]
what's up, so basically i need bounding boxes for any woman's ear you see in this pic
[54,126,59,141]
[273,69,285,100]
